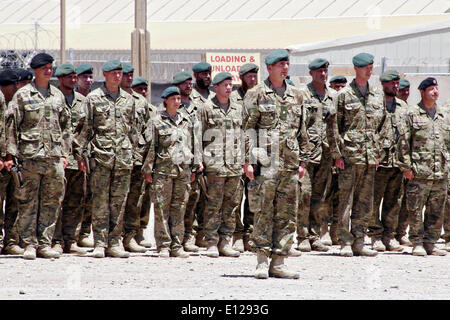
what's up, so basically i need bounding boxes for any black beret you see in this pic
[30,52,54,69]
[0,69,19,86]
[418,77,438,90]
[329,75,347,83]
[16,68,33,81]
[239,63,259,76]
[308,58,329,70]
[161,86,180,99]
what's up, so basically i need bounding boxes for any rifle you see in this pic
[11,158,23,188]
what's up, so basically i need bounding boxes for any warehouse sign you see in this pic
[206,53,261,85]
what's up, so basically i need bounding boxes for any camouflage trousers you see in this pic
[0,171,20,249]
[152,170,190,250]
[54,169,86,244]
[406,178,447,245]
[234,176,254,237]
[395,182,409,239]
[15,158,65,249]
[183,177,200,241]
[337,163,376,245]
[123,165,151,238]
[296,168,311,241]
[90,164,131,248]
[251,170,298,257]
[443,179,450,242]
[368,167,404,240]
[203,175,242,245]
[79,184,93,239]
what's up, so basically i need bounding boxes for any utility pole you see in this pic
[60,0,66,64]
[131,0,151,102]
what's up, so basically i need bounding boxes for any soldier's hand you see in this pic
[144,173,153,183]
[244,162,254,181]
[62,157,69,169]
[78,159,87,173]
[335,158,345,170]
[190,173,196,182]
[403,169,414,180]
[298,163,306,179]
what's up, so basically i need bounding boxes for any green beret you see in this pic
[380,70,400,82]
[172,71,192,85]
[399,78,410,90]
[102,60,122,72]
[352,53,374,67]
[132,76,148,87]
[239,63,259,76]
[212,72,232,85]
[76,64,94,75]
[329,75,347,83]
[192,62,211,73]
[308,58,329,70]
[161,86,180,99]
[30,52,54,69]
[265,50,289,66]
[418,77,438,90]
[54,64,76,77]
[122,62,134,74]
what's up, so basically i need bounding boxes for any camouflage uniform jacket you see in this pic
[0,91,6,158]
[142,109,198,177]
[200,96,244,177]
[300,82,334,164]
[132,92,157,167]
[191,87,213,104]
[397,102,449,180]
[326,79,385,165]
[6,82,72,160]
[243,78,310,171]
[377,97,408,168]
[63,90,85,170]
[73,85,137,170]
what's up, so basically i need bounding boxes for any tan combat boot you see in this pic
[232,234,245,253]
[288,247,302,257]
[206,244,219,258]
[123,235,148,253]
[382,237,403,252]
[255,250,269,279]
[311,240,329,252]
[170,247,190,258]
[445,242,450,252]
[371,238,386,252]
[243,234,252,252]
[411,244,427,256]
[3,244,25,255]
[195,230,208,248]
[397,235,412,247]
[320,225,332,246]
[269,254,299,279]
[218,238,240,257]
[78,235,94,248]
[23,246,37,260]
[423,243,447,256]
[64,242,88,254]
[339,244,353,257]
[106,246,130,258]
[135,229,152,248]
[353,239,377,257]
[297,239,311,252]
[92,246,105,258]
[330,224,339,245]
[52,243,64,255]
[158,248,170,258]
[183,234,199,252]
[37,246,61,259]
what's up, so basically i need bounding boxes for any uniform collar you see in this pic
[30,81,56,97]
[307,82,330,101]
[263,78,294,98]
[350,78,376,97]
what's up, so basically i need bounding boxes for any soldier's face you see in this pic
[133,84,148,97]
[178,80,193,96]
[382,79,399,97]
[165,95,181,109]
[59,73,78,91]
[310,68,328,85]
[195,71,211,88]
[241,72,258,90]
[268,61,290,81]
[78,74,93,89]
[329,82,346,91]
[397,87,409,102]
[354,64,373,81]
[214,80,233,99]
[34,63,53,82]
[103,70,123,86]
[121,72,134,89]
[422,85,439,102]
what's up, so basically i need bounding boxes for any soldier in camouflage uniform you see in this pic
[367,70,407,252]
[296,58,335,253]
[73,60,137,258]
[230,63,259,253]
[5,53,72,260]
[244,50,309,279]
[443,99,450,252]
[51,64,87,255]
[326,53,385,257]
[142,86,200,258]
[0,69,23,255]
[200,72,244,258]
[397,78,448,256]
[120,63,155,253]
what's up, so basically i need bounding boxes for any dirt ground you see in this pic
[1,218,449,301]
